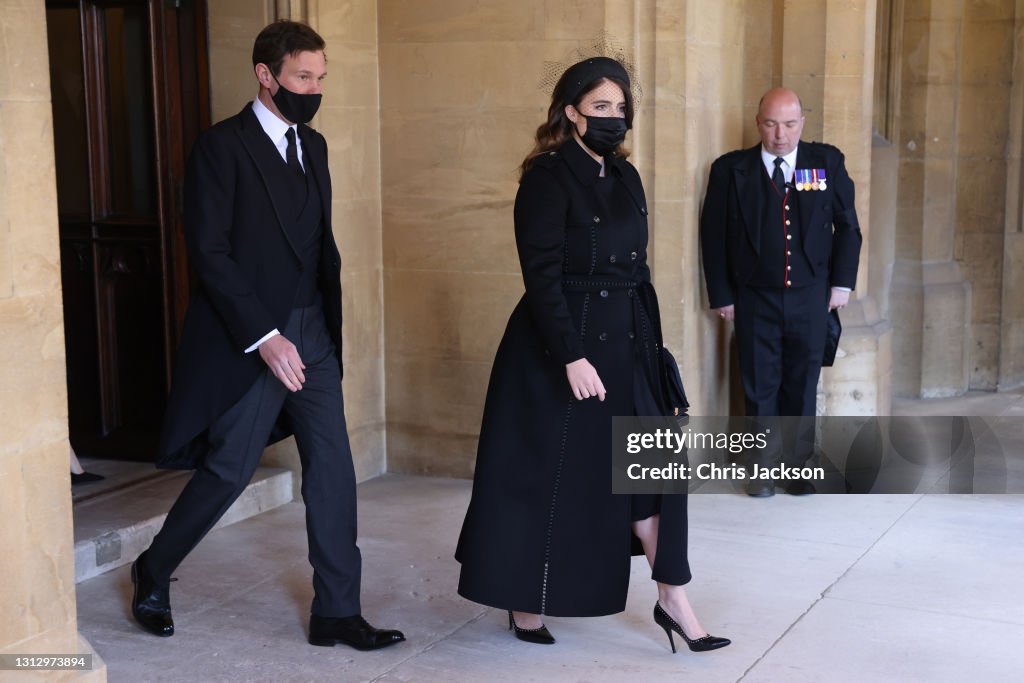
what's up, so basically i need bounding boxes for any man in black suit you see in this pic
[700,88,862,497]
[129,20,404,650]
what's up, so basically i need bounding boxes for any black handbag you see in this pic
[659,346,690,416]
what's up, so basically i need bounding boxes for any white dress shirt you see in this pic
[760,145,797,186]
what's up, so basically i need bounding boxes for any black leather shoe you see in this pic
[786,480,816,495]
[508,611,555,644]
[71,471,105,485]
[746,479,775,497]
[653,602,730,653]
[131,552,174,637]
[308,614,405,650]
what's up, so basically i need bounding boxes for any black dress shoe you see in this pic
[71,471,105,485]
[508,611,555,644]
[653,602,730,653]
[746,479,775,497]
[309,614,405,650]
[786,480,816,495]
[131,552,174,637]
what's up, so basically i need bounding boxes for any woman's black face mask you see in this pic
[576,115,628,156]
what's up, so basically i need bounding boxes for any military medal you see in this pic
[817,168,827,191]
[795,169,805,191]
[811,168,819,191]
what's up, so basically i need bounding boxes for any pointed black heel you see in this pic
[508,610,556,644]
[653,602,730,653]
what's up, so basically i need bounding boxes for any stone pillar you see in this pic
[0,1,104,679]
[781,0,892,415]
[648,0,762,416]
[891,0,1015,397]
[998,0,1024,391]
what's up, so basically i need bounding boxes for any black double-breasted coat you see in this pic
[456,139,690,618]
[156,103,343,469]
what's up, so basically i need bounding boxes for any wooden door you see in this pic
[46,0,209,460]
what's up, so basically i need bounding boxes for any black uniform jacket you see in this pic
[156,103,343,469]
[700,141,862,309]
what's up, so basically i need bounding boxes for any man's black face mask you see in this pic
[271,73,321,124]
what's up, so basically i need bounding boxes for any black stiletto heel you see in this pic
[508,610,556,644]
[653,602,730,653]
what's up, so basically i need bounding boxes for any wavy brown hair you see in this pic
[520,74,634,178]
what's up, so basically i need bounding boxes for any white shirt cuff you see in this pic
[245,329,280,353]
[831,286,852,292]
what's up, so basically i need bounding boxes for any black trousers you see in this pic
[734,282,828,469]
[145,302,361,617]
[734,281,828,417]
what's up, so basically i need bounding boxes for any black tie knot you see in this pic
[772,156,786,194]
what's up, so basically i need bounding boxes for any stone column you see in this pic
[0,1,104,678]
[782,0,892,415]
[1000,0,1024,390]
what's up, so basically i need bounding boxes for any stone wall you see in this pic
[891,0,1019,397]
[379,1,607,477]
[0,0,104,678]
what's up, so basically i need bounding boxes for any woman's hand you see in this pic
[566,358,606,401]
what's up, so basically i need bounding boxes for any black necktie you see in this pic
[285,128,303,176]
[772,156,786,194]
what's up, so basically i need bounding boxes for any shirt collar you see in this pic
[252,96,295,144]
[760,143,799,171]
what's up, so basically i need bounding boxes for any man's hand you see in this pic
[713,305,735,322]
[566,358,606,401]
[258,335,306,391]
[828,288,851,311]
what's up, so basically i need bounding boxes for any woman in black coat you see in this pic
[455,57,729,654]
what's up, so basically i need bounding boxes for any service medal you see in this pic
[817,168,827,191]
[811,168,819,191]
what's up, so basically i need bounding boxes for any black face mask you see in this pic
[577,115,628,156]
[271,74,322,124]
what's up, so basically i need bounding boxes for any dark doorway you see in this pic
[46,0,209,460]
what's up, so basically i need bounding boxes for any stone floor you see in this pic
[72,388,1024,682]
[76,470,1023,682]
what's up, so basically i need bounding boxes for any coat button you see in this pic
[786,234,792,241]
[599,290,609,298]
[599,332,608,341]
[609,254,617,263]
[627,289,634,297]
[630,251,638,260]
[628,331,635,339]
[593,216,601,223]
[641,207,648,215]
